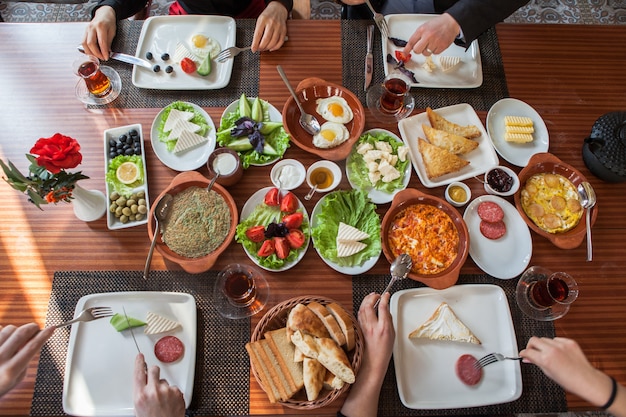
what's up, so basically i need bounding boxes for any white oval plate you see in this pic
[220,98,285,166]
[150,102,216,171]
[311,194,380,275]
[239,187,310,272]
[346,128,412,204]
[486,98,549,167]
[463,195,532,279]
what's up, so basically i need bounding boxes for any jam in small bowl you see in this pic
[484,166,519,197]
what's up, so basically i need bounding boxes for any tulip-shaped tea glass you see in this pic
[213,263,270,319]
[516,265,578,321]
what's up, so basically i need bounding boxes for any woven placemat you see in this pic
[31,271,250,417]
[352,274,567,416]
[341,21,509,111]
[90,19,259,109]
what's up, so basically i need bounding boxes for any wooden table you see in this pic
[1,20,625,416]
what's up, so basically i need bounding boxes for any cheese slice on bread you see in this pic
[422,124,479,155]
[409,302,481,344]
[426,107,481,139]
[144,311,181,334]
[418,138,470,179]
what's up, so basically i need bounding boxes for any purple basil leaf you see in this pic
[389,37,408,47]
[249,130,265,153]
[231,117,256,137]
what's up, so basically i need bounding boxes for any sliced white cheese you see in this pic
[356,142,373,155]
[336,240,367,257]
[397,145,409,162]
[438,56,461,72]
[422,56,436,73]
[167,119,201,141]
[337,222,369,243]
[174,42,196,63]
[173,130,208,153]
[163,109,195,132]
[375,140,392,153]
[144,311,181,335]
[382,169,401,183]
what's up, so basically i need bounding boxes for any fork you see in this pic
[474,352,523,369]
[216,36,289,63]
[364,0,389,39]
[53,306,113,328]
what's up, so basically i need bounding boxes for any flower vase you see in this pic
[72,183,107,222]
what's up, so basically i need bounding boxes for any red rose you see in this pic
[30,133,82,174]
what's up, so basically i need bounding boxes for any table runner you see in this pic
[93,19,260,109]
[342,21,509,111]
[352,274,567,416]
[31,271,250,417]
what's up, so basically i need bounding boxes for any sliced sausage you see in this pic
[477,201,504,223]
[455,354,482,386]
[154,335,184,363]
[480,220,507,240]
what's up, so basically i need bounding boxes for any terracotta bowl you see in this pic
[513,152,598,249]
[147,171,238,274]
[381,188,469,290]
[282,77,365,161]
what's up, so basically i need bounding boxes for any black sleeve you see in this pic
[90,0,149,20]
[337,411,349,417]
[267,0,294,13]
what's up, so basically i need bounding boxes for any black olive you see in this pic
[124,148,134,155]
[146,51,153,60]
[109,152,117,159]
[129,129,138,137]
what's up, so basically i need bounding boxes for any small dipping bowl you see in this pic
[445,182,471,207]
[484,165,520,197]
[207,148,243,187]
[306,160,342,194]
[271,159,306,191]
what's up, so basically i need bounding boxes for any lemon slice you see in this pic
[116,162,139,184]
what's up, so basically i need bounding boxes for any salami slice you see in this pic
[477,201,504,223]
[480,220,507,240]
[455,354,482,386]
[154,335,184,363]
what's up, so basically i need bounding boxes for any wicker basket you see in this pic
[250,296,364,409]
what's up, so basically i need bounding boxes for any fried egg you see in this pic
[521,173,583,233]
[312,122,350,149]
[189,33,221,59]
[315,96,354,124]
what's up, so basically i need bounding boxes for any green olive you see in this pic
[115,197,127,207]
[115,206,124,217]
[110,192,120,201]
[122,207,132,217]
[109,203,117,213]
[120,215,129,223]
[138,205,148,214]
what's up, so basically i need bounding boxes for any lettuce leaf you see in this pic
[311,189,381,267]
[157,101,211,152]
[105,155,144,196]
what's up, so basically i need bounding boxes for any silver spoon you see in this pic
[374,253,412,308]
[304,184,318,201]
[143,193,173,280]
[276,65,321,135]
[578,181,597,262]
[206,171,220,193]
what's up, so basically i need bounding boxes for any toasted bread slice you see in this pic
[426,107,481,139]
[286,303,330,340]
[258,339,295,401]
[307,301,347,347]
[245,341,280,403]
[325,303,356,351]
[408,302,481,344]
[264,328,304,394]
[422,124,479,155]
[417,138,470,179]
[303,357,326,401]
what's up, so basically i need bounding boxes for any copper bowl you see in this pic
[381,188,469,290]
[147,171,238,274]
[282,77,365,161]
[513,152,598,249]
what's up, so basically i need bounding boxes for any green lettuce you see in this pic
[157,101,211,152]
[311,189,381,267]
[347,131,410,193]
[235,203,310,270]
[105,155,144,196]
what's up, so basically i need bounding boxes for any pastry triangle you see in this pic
[409,302,481,344]
[422,124,478,155]
[426,107,481,139]
[417,138,469,179]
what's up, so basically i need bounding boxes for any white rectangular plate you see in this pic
[133,15,236,90]
[383,14,482,88]
[390,285,522,409]
[398,103,499,188]
[63,292,196,416]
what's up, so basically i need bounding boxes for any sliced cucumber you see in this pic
[227,137,254,151]
[251,97,264,122]
[110,313,146,332]
[238,93,251,118]
[263,143,279,156]
[259,121,283,135]
[197,54,211,76]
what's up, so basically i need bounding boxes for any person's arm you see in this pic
[266,0,293,13]
[520,336,626,417]
[339,292,394,417]
[133,353,186,417]
[0,323,54,398]
[252,1,289,52]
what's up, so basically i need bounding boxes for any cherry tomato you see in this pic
[245,225,266,243]
[394,50,411,63]
[282,212,303,230]
[286,229,306,249]
[257,239,275,257]
[273,237,290,260]
[264,188,280,206]
[180,58,196,74]
[280,191,298,214]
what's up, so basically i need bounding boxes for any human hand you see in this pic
[82,6,117,61]
[402,13,460,56]
[358,292,395,376]
[0,323,54,398]
[340,0,366,5]
[251,2,288,52]
[133,354,185,417]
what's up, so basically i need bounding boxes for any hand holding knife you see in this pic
[364,25,374,91]
[123,306,147,371]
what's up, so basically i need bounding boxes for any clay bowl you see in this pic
[381,188,469,290]
[282,77,365,161]
[513,152,598,249]
[147,171,238,274]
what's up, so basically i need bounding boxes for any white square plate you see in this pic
[62,292,196,416]
[383,14,482,88]
[390,285,522,409]
[133,15,236,90]
[398,103,499,188]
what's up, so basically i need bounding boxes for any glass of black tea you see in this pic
[380,71,412,114]
[529,271,578,309]
[219,264,258,307]
[73,55,112,98]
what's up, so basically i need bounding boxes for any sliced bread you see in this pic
[264,327,304,393]
[286,303,330,339]
[325,302,356,351]
[306,301,347,347]
[303,357,326,401]
[245,342,279,404]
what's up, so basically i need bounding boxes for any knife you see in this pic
[122,306,142,355]
[364,25,374,91]
[77,45,153,70]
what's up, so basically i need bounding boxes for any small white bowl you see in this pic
[306,160,342,193]
[270,159,306,190]
[445,182,471,207]
[484,165,520,197]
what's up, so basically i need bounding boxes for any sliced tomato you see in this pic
[280,191,298,214]
[394,50,412,63]
[245,225,266,243]
[180,58,196,74]
[286,229,306,249]
[264,187,280,206]
[257,239,275,257]
[282,212,303,230]
[273,237,290,260]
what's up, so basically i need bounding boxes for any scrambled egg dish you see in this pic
[520,173,583,234]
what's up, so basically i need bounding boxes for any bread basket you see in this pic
[250,296,364,409]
